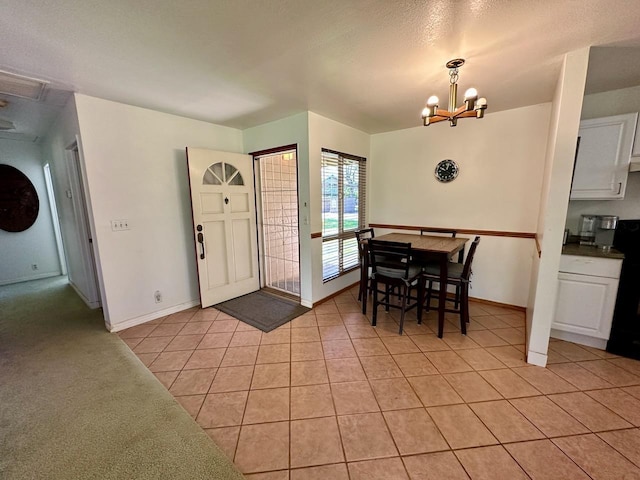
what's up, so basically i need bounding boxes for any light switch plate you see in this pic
[111,219,130,231]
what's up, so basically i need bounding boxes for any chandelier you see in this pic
[421,59,487,127]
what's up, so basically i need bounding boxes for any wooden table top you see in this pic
[373,233,469,254]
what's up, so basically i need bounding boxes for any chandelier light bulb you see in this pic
[477,97,487,107]
[427,95,439,106]
[464,88,478,101]
[421,107,429,118]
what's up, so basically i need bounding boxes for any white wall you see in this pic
[565,85,640,231]
[308,112,370,303]
[242,113,312,306]
[369,104,551,307]
[0,140,61,285]
[74,94,243,330]
[527,48,590,366]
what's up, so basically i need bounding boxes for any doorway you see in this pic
[65,142,101,308]
[255,147,300,297]
[43,163,67,276]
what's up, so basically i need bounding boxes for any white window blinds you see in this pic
[321,148,367,282]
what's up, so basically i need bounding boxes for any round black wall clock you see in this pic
[435,159,459,183]
[0,164,39,232]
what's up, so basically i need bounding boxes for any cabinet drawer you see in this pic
[559,255,622,278]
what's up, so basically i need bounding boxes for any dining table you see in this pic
[360,232,469,338]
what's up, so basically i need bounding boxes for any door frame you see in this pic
[64,137,104,310]
[43,163,67,276]
[250,144,301,298]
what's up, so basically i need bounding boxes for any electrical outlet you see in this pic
[111,219,131,231]
[154,290,162,303]
[31,264,38,270]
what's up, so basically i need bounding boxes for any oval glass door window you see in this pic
[0,164,39,232]
[203,162,244,186]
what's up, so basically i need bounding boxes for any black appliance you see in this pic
[607,219,640,359]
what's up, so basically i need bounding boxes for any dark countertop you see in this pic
[562,243,625,260]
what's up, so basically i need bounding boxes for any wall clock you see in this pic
[434,159,459,183]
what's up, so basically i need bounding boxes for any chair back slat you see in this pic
[420,228,457,238]
[462,236,481,280]
[355,228,375,260]
[369,239,411,279]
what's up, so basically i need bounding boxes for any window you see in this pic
[203,162,244,186]
[321,148,366,281]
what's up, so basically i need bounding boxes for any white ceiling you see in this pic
[1,0,640,140]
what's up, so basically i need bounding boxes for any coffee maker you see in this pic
[579,214,598,246]
[595,215,618,251]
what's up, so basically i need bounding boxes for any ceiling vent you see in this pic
[0,70,48,101]
[0,118,15,130]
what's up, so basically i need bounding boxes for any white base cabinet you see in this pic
[551,255,622,348]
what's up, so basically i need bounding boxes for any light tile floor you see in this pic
[119,287,640,479]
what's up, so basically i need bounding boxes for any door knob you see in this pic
[225,197,229,205]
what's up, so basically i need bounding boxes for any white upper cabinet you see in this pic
[570,113,637,200]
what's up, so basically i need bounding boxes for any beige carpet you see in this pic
[0,276,244,480]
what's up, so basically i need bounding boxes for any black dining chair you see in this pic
[355,228,375,301]
[368,239,425,334]
[422,236,480,335]
[420,228,464,308]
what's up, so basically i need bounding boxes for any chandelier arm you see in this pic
[434,108,455,118]
[424,115,450,126]
[451,105,469,119]
[456,110,479,119]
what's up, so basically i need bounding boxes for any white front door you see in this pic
[186,148,260,307]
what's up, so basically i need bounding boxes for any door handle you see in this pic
[617,182,622,195]
[196,225,205,259]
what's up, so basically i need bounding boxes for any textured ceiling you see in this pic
[1,0,640,139]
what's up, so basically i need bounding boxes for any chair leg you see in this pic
[460,284,469,335]
[425,280,433,312]
[454,285,461,309]
[371,280,378,326]
[362,284,368,315]
[417,278,425,324]
[385,285,391,312]
[398,284,408,335]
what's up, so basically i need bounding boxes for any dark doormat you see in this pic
[213,290,310,332]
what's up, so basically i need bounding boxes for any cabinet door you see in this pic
[552,272,620,339]
[570,113,637,200]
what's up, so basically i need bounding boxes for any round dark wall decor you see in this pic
[0,164,39,232]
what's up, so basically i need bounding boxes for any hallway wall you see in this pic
[0,140,61,285]
[42,96,99,307]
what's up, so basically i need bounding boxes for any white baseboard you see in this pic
[526,350,547,367]
[301,299,313,308]
[550,328,607,350]
[0,271,61,286]
[68,280,99,309]
[109,300,201,333]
